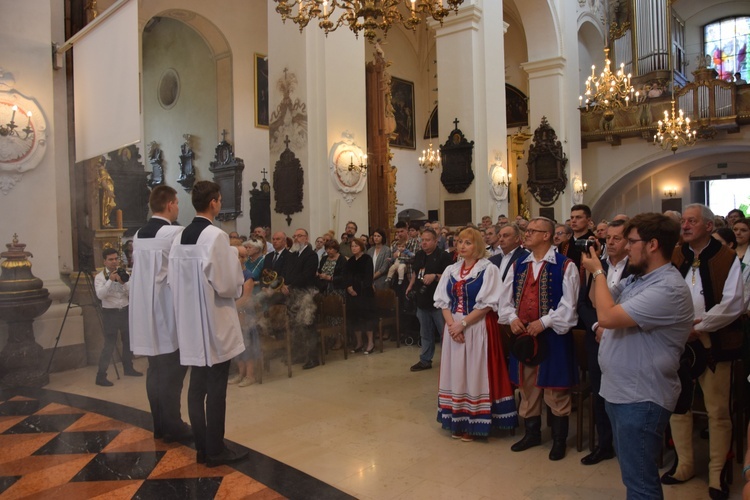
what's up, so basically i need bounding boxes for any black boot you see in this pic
[511,416,542,452]
[549,415,569,461]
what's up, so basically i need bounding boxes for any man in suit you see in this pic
[484,224,502,257]
[489,223,529,281]
[577,219,631,466]
[284,228,320,369]
[263,231,291,281]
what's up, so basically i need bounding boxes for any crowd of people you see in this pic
[94,185,750,496]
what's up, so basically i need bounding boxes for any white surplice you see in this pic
[128,221,184,356]
[169,224,244,367]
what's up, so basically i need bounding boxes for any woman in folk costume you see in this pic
[434,227,518,441]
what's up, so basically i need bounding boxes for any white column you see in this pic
[520,1,582,220]
[434,0,507,224]
[268,6,367,238]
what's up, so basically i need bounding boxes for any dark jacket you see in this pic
[488,246,530,281]
[286,245,319,290]
[316,254,347,292]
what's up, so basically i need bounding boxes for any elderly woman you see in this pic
[367,228,392,290]
[243,236,266,283]
[317,239,347,349]
[317,239,347,295]
[434,227,517,440]
[346,238,376,354]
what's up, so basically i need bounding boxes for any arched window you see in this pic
[704,16,749,82]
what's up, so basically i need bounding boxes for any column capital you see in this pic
[432,4,483,39]
[521,56,567,78]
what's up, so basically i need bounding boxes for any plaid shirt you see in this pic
[391,238,420,280]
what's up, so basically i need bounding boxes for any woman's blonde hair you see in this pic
[457,227,488,260]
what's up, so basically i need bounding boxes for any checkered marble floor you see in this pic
[0,389,351,499]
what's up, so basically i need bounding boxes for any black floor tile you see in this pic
[33,430,121,455]
[3,413,84,434]
[0,476,20,494]
[133,477,223,499]
[72,451,166,482]
[0,399,42,416]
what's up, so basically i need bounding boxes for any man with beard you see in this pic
[285,228,320,369]
[663,204,744,500]
[581,213,693,499]
[577,219,631,466]
[339,221,358,258]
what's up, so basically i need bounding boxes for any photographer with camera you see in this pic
[408,228,453,372]
[94,247,142,386]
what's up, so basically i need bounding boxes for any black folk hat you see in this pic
[511,333,548,366]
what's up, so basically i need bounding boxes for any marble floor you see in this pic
[41,342,744,499]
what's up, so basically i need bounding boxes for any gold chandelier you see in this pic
[653,100,696,153]
[274,0,464,44]
[419,143,441,173]
[579,48,638,122]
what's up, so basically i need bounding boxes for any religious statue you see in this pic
[374,40,397,138]
[97,156,116,228]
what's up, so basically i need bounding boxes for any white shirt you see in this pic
[488,244,502,257]
[685,245,744,338]
[497,246,580,334]
[95,267,130,309]
[169,222,244,367]
[128,219,184,356]
[606,256,628,290]
[496,246,521,278]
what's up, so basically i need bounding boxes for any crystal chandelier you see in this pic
[579,48,638,122]
[274,0,464,44]
[419,143,440,173]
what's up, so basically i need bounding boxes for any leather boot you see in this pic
[549,415,568,461]
[511,416,542,452]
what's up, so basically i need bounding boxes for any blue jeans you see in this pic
[606,400,671,500]
[415,307,444,364]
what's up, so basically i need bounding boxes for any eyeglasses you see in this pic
[525,228,549,235]
[627,238,645,245]
[554,231,566,236]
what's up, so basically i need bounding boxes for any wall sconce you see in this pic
[347,151,368,175]
[574,180,588,194]
[572,176,587,204]
[664,187,677,198]
[490,159,510,202]
[0,105,34,141]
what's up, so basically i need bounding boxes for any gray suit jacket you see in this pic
[367,245,393,290]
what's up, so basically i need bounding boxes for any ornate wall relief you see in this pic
[269,68,308,155]
[0,71,48,195]
[329,132,367,206]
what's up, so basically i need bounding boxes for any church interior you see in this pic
[1,0,749,498]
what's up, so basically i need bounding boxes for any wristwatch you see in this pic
[592,269,605,281]
[461,319,468,328]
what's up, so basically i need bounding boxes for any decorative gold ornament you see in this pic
[579,48,638,122]
[274,0,464,44]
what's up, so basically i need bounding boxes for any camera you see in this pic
[574,239,595,252]
[113,267,130,283]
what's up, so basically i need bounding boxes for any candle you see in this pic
[116,209,123,229]
[26,111,32,127]
[10,105,17,123]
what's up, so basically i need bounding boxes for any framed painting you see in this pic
[255,53,269,128]
[390,76,416,149]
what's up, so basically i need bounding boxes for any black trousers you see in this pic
[187,361,230,456]
[585,330,613,450]
[146,350,188,437]
[98,307,133,375]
